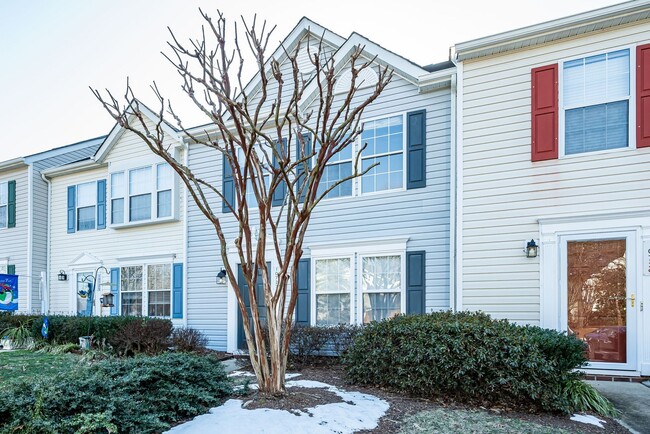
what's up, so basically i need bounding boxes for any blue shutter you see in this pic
[406,251,425,314]
[96,179,106,230]
[272,138,288,207]
[406,110,426,189]
[172,263,183,319]
[222,153,234,213]
[67,185,76,233]
[7,264,15,275]
[295,258,310,325]
[296,134,312,203]
[110,267,119,316]
[7,180,16,228]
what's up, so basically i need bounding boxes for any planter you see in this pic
[79,336,92,350]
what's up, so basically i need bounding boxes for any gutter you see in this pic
[454,59,464,312]
[0,158,27,172]
[41,158,104,178]
[449,72,457,312]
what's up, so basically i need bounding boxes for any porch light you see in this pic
[57,270,68,281]
[217,269,227,285]
[525,239,539,258]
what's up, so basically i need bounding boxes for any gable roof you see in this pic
[93,99,181,164]
[455,0,650,61]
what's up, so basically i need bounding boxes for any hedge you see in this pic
[0,353,232,433]
[343,311,587,413]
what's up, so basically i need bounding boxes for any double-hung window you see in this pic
[361,115,404,193]
[361,255,402,323]
[563,49,631,155]
[316,140,353,199]
[120,263,172,317]
[237,147,270,208]
[0,182,7,229]
[314,257,352,326]
[111,162,175,225]
[76,182,96,231]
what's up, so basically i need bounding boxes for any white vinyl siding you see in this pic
[460,20,650,325]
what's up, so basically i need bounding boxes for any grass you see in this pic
[0,350,80,384]
[399,408,572,434]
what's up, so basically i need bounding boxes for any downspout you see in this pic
[40,171,51,314]
[26,163,33,313]
[449,72,457,312]
[182,139,189,326]
[454,57,464,312]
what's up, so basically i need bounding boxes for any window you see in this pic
[111,172,125,224]
[563,49,631,155]
[0,263,6,274]
[361,255,402,323]
[111,163,175,225]
[315,141,353,199]
[0,182,7,229]
[314,258,352,326]
[147,264,171,316]
[120,264,172,317]
[76,182,96,231]
[120,266,143,316]
[237,148,270,208]
[361,115,404,193]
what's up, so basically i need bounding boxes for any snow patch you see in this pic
[571,414,606,428]
[228,370,256,378]
[165,379,389,434]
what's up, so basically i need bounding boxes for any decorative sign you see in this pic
[645,241,650,276]
[0,274,18,311]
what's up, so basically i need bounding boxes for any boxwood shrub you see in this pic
[0,353,232,433]
[343,311,587,413]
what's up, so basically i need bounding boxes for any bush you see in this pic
[31,315,143,345]
[343,311,587,413]
[108,318,173,356]
[289,324,360,365]
[0,353,232,434]
[171,327,209,353]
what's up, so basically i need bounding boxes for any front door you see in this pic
[237,263,270,351]
[76,271,94,316]
[560,232,637,371]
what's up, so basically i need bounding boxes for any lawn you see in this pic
[0,350,80,384]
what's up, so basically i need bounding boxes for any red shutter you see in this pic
[637,43,650,148]
[531,64,558,161]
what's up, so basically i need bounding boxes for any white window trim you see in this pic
[109,162,178,229]
[309,238,409,326]
[75,181,97,232]
[310,254,355,326]
[358,111,407,197]
[119,262,173,318]
[0,182,8,230]
[558,45,637,159]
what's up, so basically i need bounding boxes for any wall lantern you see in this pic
[57,270,68,281]
[216,269,227,285]
[525,239,539,258]
[100,292,115,308]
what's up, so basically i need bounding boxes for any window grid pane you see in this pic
[120,266,143,316]
[361,115,404,193]
[0,183,7,206]
[315,258,351,326]
[77,206,96,231]
[111,172,125,198]
[157,164,173,190]
[361,255,402,324]
[0,206,6,229]
[157,190,172,218]
[77,182,95,207]
[111,198,124,224]
[130,194,152,221]
[129,167,152,196]
[148,291,171,317]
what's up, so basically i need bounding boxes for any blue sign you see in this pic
[41,317,49,339]
[0,273,18,311]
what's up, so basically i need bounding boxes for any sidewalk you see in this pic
[589,381,650,434]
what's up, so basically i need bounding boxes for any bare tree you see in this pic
[92,9,392,395]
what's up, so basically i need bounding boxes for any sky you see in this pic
[0,0,626,160]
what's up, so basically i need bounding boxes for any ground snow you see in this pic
[570,414,606,428]
[166,379,389,434]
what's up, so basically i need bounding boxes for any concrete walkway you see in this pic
[590,381,650,434]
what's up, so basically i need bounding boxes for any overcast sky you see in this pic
[0,0,625,160]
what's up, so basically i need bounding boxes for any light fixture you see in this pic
[217,269,227,285]
[57,270,68,281]
[525,239,539,258]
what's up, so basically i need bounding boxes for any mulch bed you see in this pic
[237,363,628,434]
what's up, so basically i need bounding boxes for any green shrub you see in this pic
[31,315,143,345]
[0,353,232,434]
[343,311,587,413]
[170,326,209,353]
[562,378,619,417]
[108,318,173,356]
[289,324,360,364]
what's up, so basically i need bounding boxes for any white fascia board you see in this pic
[0,158,27,171]
[455,0,650,61]
[94,100,182,164]
[241,17,346,99]
[299,33,428,112]
[41,159,105,178]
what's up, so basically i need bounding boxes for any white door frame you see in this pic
[559,231,637,371]
[539,210,650,375]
